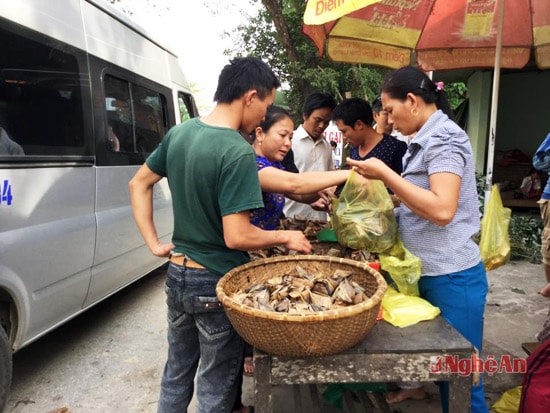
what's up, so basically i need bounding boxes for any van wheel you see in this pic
[0,327,11,411]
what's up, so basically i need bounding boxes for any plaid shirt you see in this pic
[533,132,550,199]
[398,110,481,276]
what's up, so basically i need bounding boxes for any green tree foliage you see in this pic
[445,82,468,110]
[225,0,388,116]
[509,214,542,262]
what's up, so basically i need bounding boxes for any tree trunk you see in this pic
[261,0,309,98]
[261,0,299,62]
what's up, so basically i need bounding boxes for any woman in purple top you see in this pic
[249,105,350,230]
[233,106,352,413]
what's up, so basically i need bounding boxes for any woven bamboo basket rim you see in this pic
[216,255,387,322]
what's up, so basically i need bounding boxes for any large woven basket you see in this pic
[216,255,387,357]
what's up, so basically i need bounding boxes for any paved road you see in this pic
[5,266,169,413]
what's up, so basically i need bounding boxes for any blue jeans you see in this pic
[157,263,244,413]
[419,261,489,413]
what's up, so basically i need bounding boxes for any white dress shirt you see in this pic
[283,124,334,220]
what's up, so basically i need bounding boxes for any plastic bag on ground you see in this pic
[491,385,522,413]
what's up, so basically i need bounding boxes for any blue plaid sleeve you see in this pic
[533,133,550,171]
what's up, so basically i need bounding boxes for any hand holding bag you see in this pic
[331,170,397,253]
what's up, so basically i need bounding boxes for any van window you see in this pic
[178,92,195,123]
[104,74,167,154]
[0,22,87,157]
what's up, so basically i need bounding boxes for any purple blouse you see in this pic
[249,156,285,230]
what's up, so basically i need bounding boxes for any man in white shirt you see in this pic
[283,92,336,221]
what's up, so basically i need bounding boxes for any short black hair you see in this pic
[214,56,280,103]
[331,98,374,128]
[371,96,383,114]
[302,92,337,117]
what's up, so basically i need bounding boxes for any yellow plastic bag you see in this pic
[379,237,422,296]
[381,286,440,328]
[479,185,511,271]
[331,171,397,253]
[491,386,522,413]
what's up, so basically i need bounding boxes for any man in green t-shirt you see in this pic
[129,57,311,413]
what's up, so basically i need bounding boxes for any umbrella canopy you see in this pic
[303,0,550,71]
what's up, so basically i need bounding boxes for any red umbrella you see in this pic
[302,0,550,202]
[303,0,550,71]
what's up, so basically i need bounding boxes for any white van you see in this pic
[0,0,199,406]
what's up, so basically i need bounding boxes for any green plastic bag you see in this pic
[381,286,440,328]
[331,171,397,253]
[379,237,422,296]
[322,383,386,409]
[479,185,511,271]
[491,386,522,413]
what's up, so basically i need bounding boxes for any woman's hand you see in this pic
[310,187,336,212]
[390,194,401,208]
[346,157,387,180]
[310,197,330,211]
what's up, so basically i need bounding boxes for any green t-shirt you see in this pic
[146,118,264,275]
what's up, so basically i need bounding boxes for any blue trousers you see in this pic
[419,261,489,413]
[157,263,244,413]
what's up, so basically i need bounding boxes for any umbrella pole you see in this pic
[484,0,506,211]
